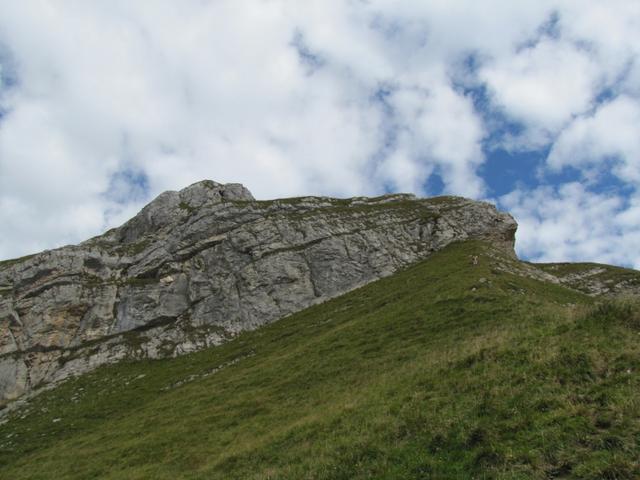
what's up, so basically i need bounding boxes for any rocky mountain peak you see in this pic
[115,180,254,243]
[1,183,518,407]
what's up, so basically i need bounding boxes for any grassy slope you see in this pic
[1,241,639,479]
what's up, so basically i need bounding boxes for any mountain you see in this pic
[0,181,639,479]
[0,180,517,405]
[1,240,639,479]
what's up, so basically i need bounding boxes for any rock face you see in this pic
[0,180,517,405]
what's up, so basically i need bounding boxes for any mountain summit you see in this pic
[2,181,640,478]
[0,180,517,405]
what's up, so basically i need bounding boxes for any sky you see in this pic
[0,1,639,268]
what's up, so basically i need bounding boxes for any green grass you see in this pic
[1,241,639,479]
[179,201,197,215]
[293,199,441,221]
[0,253,37,270]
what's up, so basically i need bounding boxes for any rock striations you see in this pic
[0,180,517,405]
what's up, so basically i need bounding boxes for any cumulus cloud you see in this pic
[479,0,640,151]
[480,39,602,147]
[500,183,640,269]
[375,83,485,196]
[0,0,639,267]
[547,96,640,184]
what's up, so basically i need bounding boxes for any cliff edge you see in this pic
[0,180,517,405]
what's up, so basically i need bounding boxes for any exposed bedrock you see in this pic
[0,180,517,405]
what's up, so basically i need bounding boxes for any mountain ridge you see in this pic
[0,180,518,405]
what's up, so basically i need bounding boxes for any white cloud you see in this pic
[478,1,640,151]
[500,183,640,269]
[377,84,485,196]
[0,0,638,267]
[561,0,640,77]
[480,39,601,146]
[547,96,640,184]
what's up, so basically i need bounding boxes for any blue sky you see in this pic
[0,1,639,268]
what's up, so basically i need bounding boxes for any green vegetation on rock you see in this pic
[1,241,639,479]
[0,253,37,270]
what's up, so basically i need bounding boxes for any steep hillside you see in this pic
[0,180,516,404]
[1,241,638,479]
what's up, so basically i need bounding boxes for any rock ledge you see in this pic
[0,181,517,405]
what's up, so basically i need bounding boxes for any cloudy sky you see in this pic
[0,1,639,267]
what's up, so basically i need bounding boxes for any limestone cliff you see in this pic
[0,180,517,405]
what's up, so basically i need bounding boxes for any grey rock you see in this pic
[0,181,517,406]
[539,264,640,297]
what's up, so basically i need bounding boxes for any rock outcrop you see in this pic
[0,180,517,405]
[535,262,640,297]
